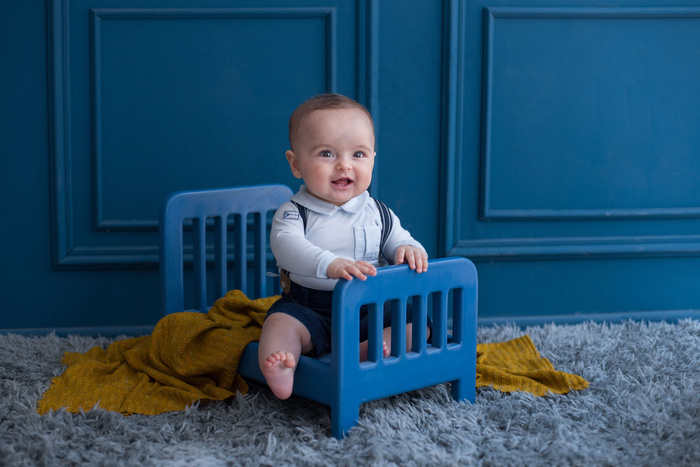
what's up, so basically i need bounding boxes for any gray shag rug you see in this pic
[1,319,699,466]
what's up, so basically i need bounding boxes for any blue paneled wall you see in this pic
[2,0,700,333]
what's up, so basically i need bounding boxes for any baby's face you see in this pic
[286,107,375,206]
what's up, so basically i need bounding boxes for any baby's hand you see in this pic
[327,258,377,281]
[395,246,428,273]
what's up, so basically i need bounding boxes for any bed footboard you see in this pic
[329,257,477,437]
[239,257,477,438]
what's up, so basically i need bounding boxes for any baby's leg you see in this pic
[382,323,432,355]
[360,322,433,361]
[258,313,313,400]
[359,339,389,362]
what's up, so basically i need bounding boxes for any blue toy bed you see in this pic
[160,184,478,438]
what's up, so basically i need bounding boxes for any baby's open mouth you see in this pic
[332,178,353,187]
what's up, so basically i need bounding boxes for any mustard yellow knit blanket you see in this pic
[38,290,588,415]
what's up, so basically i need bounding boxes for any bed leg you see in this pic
[331,401,360,439]
[451,378,475,404]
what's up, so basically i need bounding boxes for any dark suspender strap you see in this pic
[373,198,393,265]
[285,198,392,276]
[290,200,308,232]
[281,201,308,287]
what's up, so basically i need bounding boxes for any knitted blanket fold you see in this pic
[38,290,275,415]
[476,335,589,396]
[38,291,588,415]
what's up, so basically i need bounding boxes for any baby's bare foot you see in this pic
[261,351,296,400]
[359,341,391,361]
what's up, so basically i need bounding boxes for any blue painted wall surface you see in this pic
[2,0,700,333]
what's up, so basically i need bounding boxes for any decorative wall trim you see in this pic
[479,208,700,221]
[357,0,380,198]
[48,0,74,268]
[449,235,700,261]
[483,6,700,20]
[480,6,700,222]
[49,2,372,268]
[438,3,700,261]
[89,7,337,232]
[438,0,464,256]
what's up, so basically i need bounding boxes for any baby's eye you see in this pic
[353,151,366,158]
[320,150,334,158]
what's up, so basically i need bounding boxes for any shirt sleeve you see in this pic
[382,208,427,264]
[270,202,337,278]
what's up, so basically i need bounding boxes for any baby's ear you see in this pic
[285,150,303,179]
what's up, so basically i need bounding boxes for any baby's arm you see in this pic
[270,203,336,278]
[272,203,374,281]
[379,206,428,273]
[395,245,429,273]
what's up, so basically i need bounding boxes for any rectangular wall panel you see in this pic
[91,9,333,231]
[49,0,372,268]
[482,7,700,220]
[446,5,700,261]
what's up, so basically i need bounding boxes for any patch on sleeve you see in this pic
[283,210,299,220]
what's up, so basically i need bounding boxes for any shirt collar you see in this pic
[291,185,370,215]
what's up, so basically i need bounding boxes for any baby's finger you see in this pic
[355,269,368,281]
[340,269,355,281]
[413,255,422,273]
[416,254,428,273]
[405,250,418,270]
[395,248,406,265]
[348,265,368,281]
[358,261,377,276]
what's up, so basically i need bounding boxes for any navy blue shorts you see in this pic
[265,281,415,357]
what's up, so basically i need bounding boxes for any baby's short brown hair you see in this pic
[288,93,374,150]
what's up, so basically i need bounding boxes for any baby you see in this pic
[258,93,428,399]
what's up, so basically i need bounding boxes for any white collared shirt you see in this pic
[270,185,426,291]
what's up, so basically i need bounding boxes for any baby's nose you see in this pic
[336,158,352,170]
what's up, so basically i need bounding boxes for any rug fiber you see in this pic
[1,319,699,466]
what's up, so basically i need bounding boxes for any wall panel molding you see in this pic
[49,1,376,268]
[357,0,381,199]
[438,0,464,256]
[441,4,700,261]
[48,0,75,268]
[481,7,700,222]
[90,7,337,232]
[449,235,700,261]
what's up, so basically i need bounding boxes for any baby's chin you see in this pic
[307,189,346,205]
[316,191,358,206]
